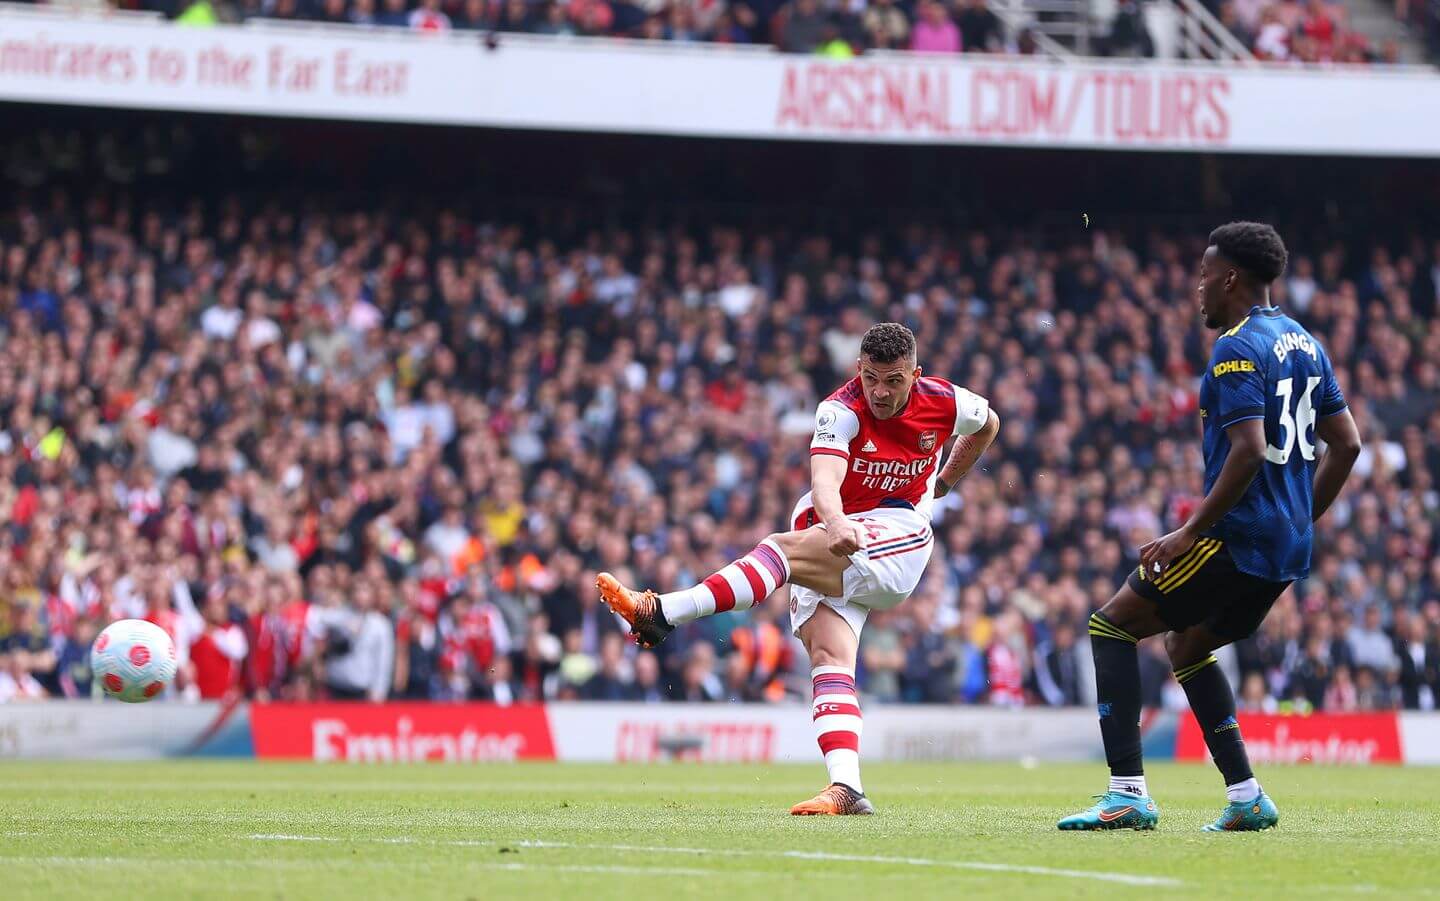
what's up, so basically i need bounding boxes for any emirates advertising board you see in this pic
[1,11,1439,156]
[1175,712,1404,765]
[3,702,1439,763]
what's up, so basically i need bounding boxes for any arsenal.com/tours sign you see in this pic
[774,63,1232,145]
[1,10,1438,156]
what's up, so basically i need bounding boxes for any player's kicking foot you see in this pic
[596,572,673,649]
[790,783,875,816]
[1202,791,1279,832]
[1057,790,1159,831]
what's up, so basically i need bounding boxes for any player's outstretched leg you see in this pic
[594,574,672,649]
[1168,629,1279,832]
[597,538,791,648]
[1059,588,1165,831]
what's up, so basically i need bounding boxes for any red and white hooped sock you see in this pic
[812,665,863,793]
[658,538,790,624]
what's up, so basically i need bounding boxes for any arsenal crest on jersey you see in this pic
[918,430,937,453]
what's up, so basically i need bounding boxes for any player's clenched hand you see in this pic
[1139,527,1198,578]
[827,519,866,557]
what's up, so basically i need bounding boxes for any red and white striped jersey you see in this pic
[808,375,989,519]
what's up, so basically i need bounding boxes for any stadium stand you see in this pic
[2,111,1438,713]
[70,0,1437,63]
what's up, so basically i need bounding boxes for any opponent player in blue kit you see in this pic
[1059,222,1363,832]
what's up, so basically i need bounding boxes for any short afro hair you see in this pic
[1209,221,1288,284]
[859,322,917,364]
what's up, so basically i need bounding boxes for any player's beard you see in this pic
[1201,297,1223,330]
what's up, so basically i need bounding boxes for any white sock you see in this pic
[657,586,706,624]
[1109,775,1147,797]
[812,666,862,793]
[659,539,790,624]
[1226,778,1260,803]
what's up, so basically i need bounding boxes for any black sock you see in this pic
[1088,611,1143,778]
[1176,655,1253,786]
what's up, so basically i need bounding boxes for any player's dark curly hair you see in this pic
[1209,221,1288,284]
[859,322,917,364]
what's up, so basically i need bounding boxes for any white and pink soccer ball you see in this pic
[91,619,177,703]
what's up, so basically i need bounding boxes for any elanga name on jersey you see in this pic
[810,375,990,517]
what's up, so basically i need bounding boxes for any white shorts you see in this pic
[787,495,935,640]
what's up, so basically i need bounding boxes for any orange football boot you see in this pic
[596,572,673,648]
[790,783,875,816]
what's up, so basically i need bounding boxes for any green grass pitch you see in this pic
[3,761,1437,899]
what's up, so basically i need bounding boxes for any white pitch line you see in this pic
[573,842,1181,888]
[49,835,1400,895]
[250,833,492,847]
[0,855,713,878]
[251,834,1180,887]
[250,834,334,842]
[773,848,1182,886]
[522,849,1396,895]
[488,862,716,877]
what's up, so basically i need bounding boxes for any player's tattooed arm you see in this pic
[1141,418,1265,574]
[935,408,1000,498]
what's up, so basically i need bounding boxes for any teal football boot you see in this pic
[1202,792,1279,832]
[1057,790,1160,831]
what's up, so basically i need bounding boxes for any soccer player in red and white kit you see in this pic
[598,323,1000,814]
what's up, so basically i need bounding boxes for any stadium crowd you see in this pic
[1222,0,1406,65]
[1,190,1439,712]
[77,0,1424,63]
[126,0,1032,55]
